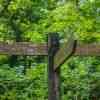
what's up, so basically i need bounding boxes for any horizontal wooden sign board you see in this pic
[74,43,100,56]
[0,42,48,56]
[0,42,100,56]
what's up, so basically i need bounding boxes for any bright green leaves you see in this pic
[8,0,33,14]
[0,3,4,13]
[61,56,100,99]
[0,0,99,100]
[41,2,79,37]
[95,0,100,7]
[24,31,45,43]
[75,16,97,42]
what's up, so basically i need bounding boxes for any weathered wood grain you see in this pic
[54,38,76,70]
[74,43,100,56]
[0,42,48,55]
[48,33,61,100]
[0,42,100,56]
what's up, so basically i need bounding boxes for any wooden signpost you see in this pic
[0,33,100,100]
[48,33,61,100]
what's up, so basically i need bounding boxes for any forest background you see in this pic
[0,0,99,100]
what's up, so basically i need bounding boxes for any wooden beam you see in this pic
[54,38,76,70]
[74,42,100,56]
[0,42,48,56]
[0,42,99,56]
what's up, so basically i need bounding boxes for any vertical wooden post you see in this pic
[48,33,61,100]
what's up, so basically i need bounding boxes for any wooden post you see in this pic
[48,33,61,100]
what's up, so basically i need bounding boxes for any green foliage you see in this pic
[0,64,47,100]
[0,0,99,100]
